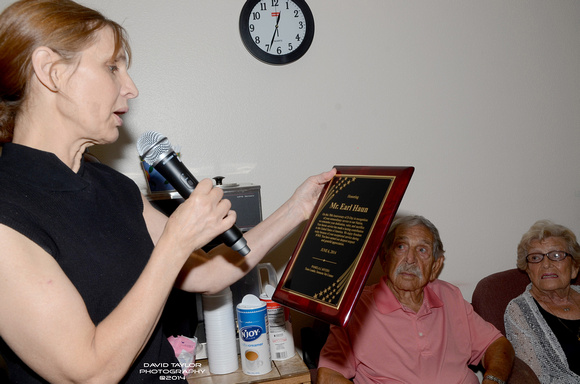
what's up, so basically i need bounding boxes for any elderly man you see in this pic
[317,215,514,384]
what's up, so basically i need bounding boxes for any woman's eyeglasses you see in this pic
[526,251,570,263]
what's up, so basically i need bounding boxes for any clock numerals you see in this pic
[240,0,314,65]
[248,1,306,56]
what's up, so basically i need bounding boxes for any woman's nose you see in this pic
[122,73,139,99]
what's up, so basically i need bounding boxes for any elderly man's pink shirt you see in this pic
[318,277,502,384]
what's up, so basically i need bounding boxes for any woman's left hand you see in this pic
[287,168,337,221]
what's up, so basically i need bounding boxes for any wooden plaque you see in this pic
[273,166,414,326]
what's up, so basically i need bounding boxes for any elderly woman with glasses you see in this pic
[504,220,580,384]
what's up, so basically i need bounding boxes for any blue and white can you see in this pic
[236,294,272,375]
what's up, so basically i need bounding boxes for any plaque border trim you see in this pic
[273,166,414,327]
[280,174,395,310]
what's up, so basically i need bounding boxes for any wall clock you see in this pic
[239,0,315,65]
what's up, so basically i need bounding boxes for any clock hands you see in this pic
[268,11,281,52]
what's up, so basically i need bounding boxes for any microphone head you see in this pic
[136,131,173,165]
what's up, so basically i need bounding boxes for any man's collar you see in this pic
[374,276,444,315]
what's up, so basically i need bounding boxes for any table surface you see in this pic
[186,353,311,384]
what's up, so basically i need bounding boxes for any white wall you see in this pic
[4,0,578,315]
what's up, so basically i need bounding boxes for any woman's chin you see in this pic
[98,127,120,145]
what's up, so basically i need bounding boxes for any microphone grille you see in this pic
[136,131,173,165]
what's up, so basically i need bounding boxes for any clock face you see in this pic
[239,0,315,65]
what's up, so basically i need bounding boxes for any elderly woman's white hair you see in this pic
[516,219,580,271]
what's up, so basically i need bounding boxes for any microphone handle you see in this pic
[152,152,250,256]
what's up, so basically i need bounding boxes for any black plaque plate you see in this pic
[273,166,414,326]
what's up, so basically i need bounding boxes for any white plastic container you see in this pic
[236,294,272,375]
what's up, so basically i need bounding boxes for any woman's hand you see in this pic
[161,178,237,259]
[287,168,337,221]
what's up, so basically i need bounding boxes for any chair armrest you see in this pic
[507,356,540,384]
[471,356,539,384]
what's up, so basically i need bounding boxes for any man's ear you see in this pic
[31,46,62,92]
[378,244,388,272]
[430,255,445,281]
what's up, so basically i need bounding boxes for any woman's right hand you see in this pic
[161,178,237,259]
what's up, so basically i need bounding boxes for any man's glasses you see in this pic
[526,251,570,264]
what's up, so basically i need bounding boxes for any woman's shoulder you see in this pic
[506,284,534,312]
[510,283,533,300]
[84,161,141,196]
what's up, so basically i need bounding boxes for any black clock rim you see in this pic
[239,0,315,65]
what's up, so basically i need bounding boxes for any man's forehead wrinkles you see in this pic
[394,235,432,245]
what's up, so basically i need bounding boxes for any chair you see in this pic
[471,268,540,384]
[301,319,330,384]
[472,268,531,335]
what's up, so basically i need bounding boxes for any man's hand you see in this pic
[317,367,353,384]
[482,336,515,384]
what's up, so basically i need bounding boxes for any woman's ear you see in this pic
[571,260,579,281]
[31,46,61,92]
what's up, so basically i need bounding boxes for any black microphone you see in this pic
[136,131,250,256]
